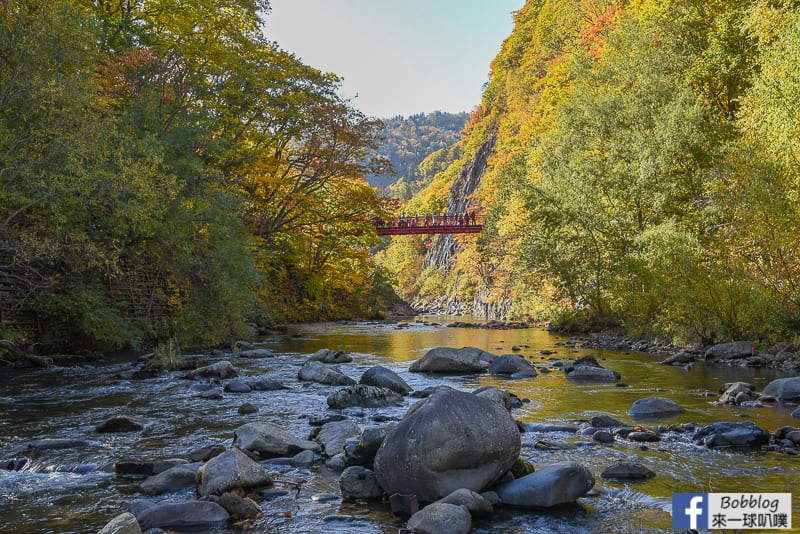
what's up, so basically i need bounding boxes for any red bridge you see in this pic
[372,215,483,236]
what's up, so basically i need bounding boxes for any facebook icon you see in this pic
[673,493,708,529]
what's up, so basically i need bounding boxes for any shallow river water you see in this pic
[1,318,799,533]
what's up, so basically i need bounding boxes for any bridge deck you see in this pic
[372,215,483,236]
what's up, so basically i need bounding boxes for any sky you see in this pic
[263,0,525,118]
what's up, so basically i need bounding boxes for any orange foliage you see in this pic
[579,2,622,60]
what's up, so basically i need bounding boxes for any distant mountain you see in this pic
[367,111,468,190]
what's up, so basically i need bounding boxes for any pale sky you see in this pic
[263,0,524,118]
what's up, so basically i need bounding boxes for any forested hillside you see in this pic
[0,0,395,351]
[379,0,800,345]
[367,111,468,194]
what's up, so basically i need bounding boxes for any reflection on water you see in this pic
[1,317,799,533]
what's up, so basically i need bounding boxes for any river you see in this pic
[1,318,798,533]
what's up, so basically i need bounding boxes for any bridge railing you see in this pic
[371,215,483,235]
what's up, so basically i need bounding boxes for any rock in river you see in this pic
[409,347,494,374]
[495,462,595,508]
[627,397,685,419]
[761,377,800,401]
[136,501,229,530]
[374,388,519,502]
[233,421,320,458]
[198,448,273,496]
[298,360,356,386]
[693,421,770,449]
[407,502,472,534]
[326,384,404,409]
[359,365,412,395]
[487,354,537,377]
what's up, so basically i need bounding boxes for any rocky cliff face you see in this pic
[423,133,496,272]
[416,133,509,318]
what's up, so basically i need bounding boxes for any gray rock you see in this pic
[488,354,537,376]
[793,406,800,419]
[238,402,258,415]
[495,462,595,508]
[218,491,262,520]
[693,421,770,449]
[292,449,315,468]
[316,419,361,457]
[374,389,520,502]
[339,466,384,501]
[590,414,626,428]
[566,365,620,382]
[592,430,614,444]
[472,386,512,411]
[98,512,142,534]
[198,448,273,496]
[326,384,403,409]
[298,360,356,386]
[705,341,754,361]
[140,463,200,495]
[307,348,353,364]
[187,361,238,379]
[762,377,800,401]
[627,397,685,418]
[224,381,251,393]
[345,425,395,467]
[233,421,321,458]
[96,416,146,433]
[409,347,493,374]
[136,501,229,530]
[436,488,493,517]
[601,461,656,480]
[659,352,697,365]
[407,503,472,534]
[719,382,755,404]
[359,366,412,395]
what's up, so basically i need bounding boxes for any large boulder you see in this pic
[487,355,537,376]
[407,503,472,534]
[409,347,494,374]
[198,448,273,496]
[627,397,685,418]
[495,462,595,508]
[298,361,356,386]
[233,421,320,459]
[704,341,754,361]
[566,365,620,382]
[761,377,800,401]
[359,366,412,395]
[693,421,770,449]
[374,389,520,502]
[326,384,404,409]
[136,501,229,530]
[719,382,755,405]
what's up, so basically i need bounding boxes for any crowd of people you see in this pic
[372,213,479,229]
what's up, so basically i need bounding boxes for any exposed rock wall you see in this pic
[423,133,496,272]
